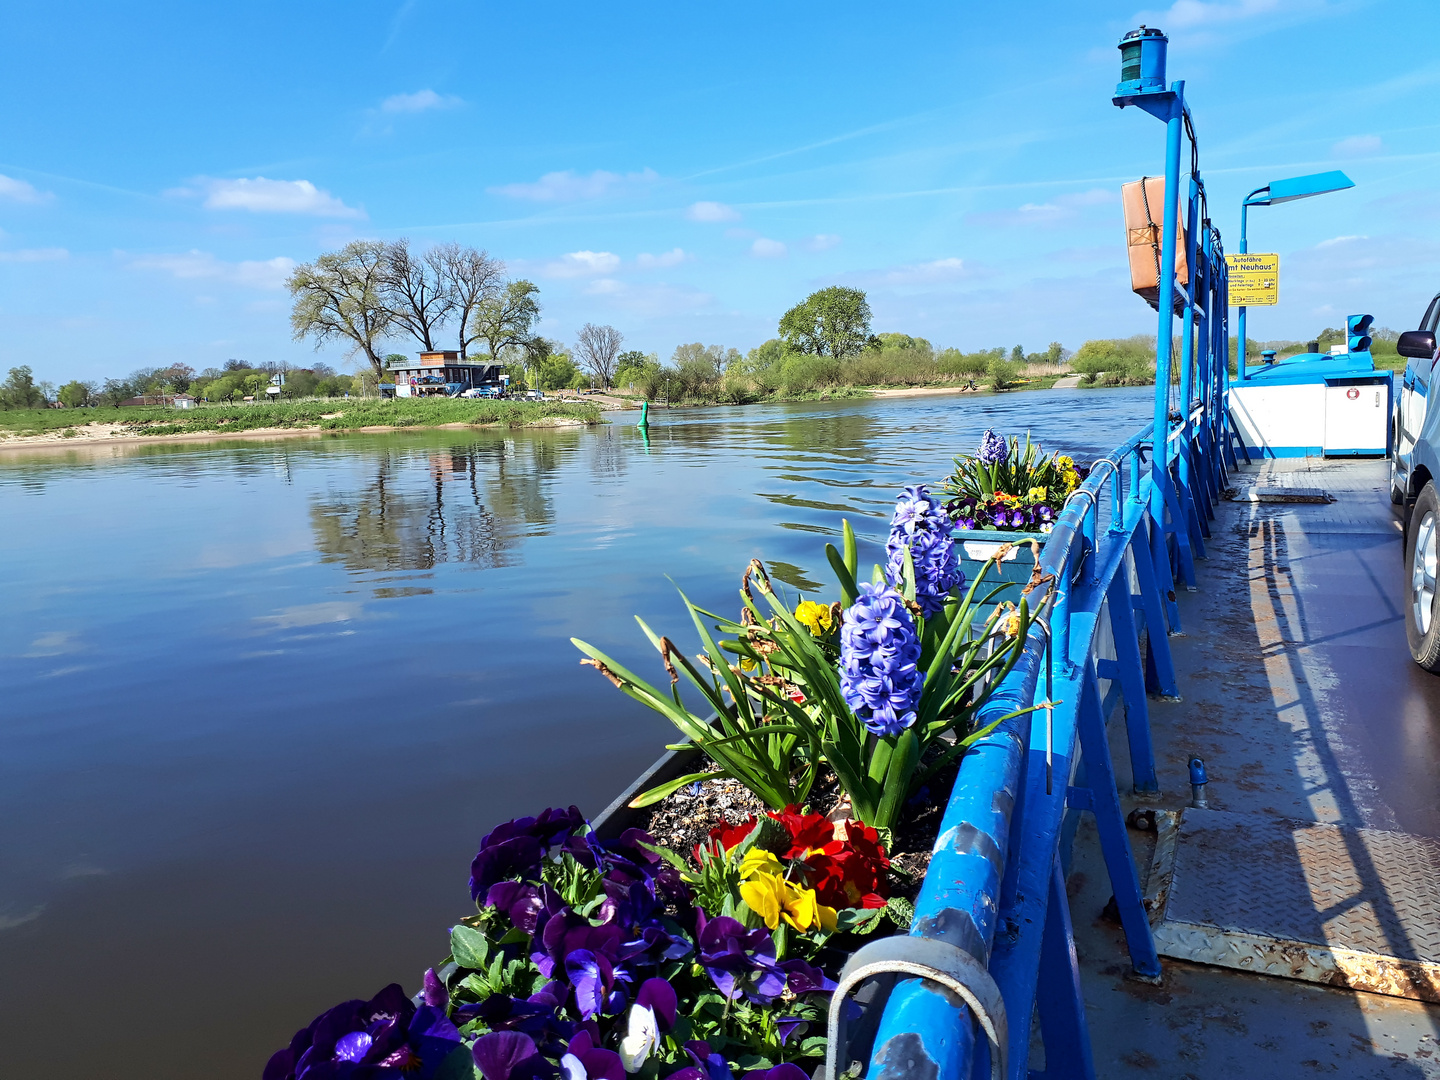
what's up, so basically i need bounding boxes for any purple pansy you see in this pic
[558,1029,625,1080]
[838,581,925,738]
[470,807,587,901]
[742,1067,810,1080]
[473,1031,557,1080]
[695,911,785,1004]
[264,984,464,1080]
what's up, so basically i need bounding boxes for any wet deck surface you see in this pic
[1064,459,1440,1077]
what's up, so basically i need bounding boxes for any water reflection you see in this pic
[0,389,1158,1080]
[307,441,563,582]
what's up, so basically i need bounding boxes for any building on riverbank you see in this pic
[387,352,507,398]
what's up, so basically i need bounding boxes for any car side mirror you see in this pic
[1398,330,1437,359]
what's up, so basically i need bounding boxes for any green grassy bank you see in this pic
[0,397,602,438]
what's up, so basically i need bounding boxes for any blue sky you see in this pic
[3,0,1437,383]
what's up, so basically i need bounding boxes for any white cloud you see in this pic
[848,257,972,287]
[969,188,1114,229]
[542,250,622,278]
[751,238,787,259]
[636,248,689,268]
[802,234,842,252]
[686,201,741,223]
[127,250,296,289]
[0,174,52,204]
[188,177,363,218]
[580,278,714,317]
[0,247,67,263]
[1316,234,1367,247]
[380,89,462,114]
[1332,134,1383,158]
[489,168,659,202]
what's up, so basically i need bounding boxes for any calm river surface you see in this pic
[0,388,1152,1078]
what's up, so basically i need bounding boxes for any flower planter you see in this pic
[953,528,1049,609]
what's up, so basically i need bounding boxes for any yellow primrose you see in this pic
[739,849,785,880]
[794,600,833,637]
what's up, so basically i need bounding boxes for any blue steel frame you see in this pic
[836,49,1233,1080]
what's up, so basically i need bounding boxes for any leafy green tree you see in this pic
[534,351,581,390]
[58,380,93,408]
[288,240,394,378]
[285,369,320,397]
[1,366,45,409]
[1010,345,1024,363]
[989,355,1022,390]
[615,350,655,386]
[157,364,195,393]
[778,286,877,360]
[471,280,542,363]
[1046,342,1067,364]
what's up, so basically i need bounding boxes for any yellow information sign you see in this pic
[1225,253,1280,306]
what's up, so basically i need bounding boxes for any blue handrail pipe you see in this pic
[826,27,1237,1079]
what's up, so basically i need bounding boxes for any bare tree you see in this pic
[288,241,393,378]
[433,243,506,359]
[380,239,455,352]
[575,324,624,389]
[471,280,543,363]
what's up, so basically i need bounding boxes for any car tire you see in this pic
[1405,481,1440,671]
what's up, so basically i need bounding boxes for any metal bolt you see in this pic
[1188,756,1209,809]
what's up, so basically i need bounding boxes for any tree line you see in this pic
[287,239,627,390]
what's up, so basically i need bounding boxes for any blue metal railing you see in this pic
[827,36,1231,1079]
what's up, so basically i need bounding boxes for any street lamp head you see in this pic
[1246,170,1354,207]
[1117,26,1168,96]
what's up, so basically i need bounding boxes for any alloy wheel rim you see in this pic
[1414,511,1438,636]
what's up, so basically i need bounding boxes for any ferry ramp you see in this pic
[1066,458,1440,1077]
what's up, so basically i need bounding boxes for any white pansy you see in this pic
[618,1003,660,1073]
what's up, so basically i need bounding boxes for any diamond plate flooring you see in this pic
[1148,807,1440,1001]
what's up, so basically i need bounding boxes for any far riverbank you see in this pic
[0,398,601,452]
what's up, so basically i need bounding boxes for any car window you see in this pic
[1424,295,1440,333]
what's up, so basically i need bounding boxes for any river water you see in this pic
[0,388,1153,1078]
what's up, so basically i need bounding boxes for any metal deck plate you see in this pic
[1145,808,1440,1000]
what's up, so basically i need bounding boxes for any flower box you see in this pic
[953,528,1049,609]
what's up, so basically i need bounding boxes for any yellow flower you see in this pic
[739,849,785,880]
[739,872,838,934]
[999,603,1022,637]
[794,600,833,637]
[740,655,759,673]
[1055,455,1074,470]
[1062,468,1080,494]
[1026,486,1047,502]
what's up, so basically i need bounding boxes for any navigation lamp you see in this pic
[1117,27,1168,95]
[1347,313,1374,354]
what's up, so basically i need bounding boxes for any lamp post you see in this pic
[1236,170,1353,381]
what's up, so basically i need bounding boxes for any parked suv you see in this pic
[1394,293,1440,667]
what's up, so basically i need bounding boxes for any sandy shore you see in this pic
[867,385,983,399]
[0,416,594,454]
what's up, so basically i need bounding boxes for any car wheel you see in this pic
[1406,481,1440,671]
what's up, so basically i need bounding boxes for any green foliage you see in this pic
[778,286,877,360]
[1070,335,1157,386]
[1,366,46,409]
[57,380,92,408]
[988,356,1022,390]
[942,432,1080,505]
[573,523,1032,830]
[0,397,600,436]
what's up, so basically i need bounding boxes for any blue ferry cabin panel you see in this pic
[1228,317,1390,458]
